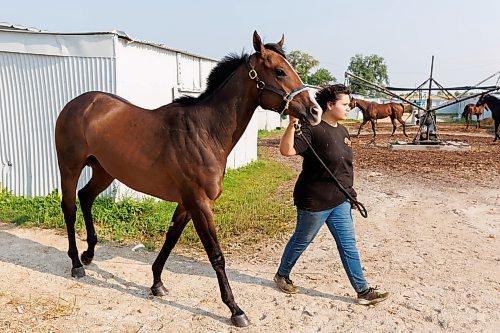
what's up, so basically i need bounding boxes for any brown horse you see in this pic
[54,31,322,327]
[350,98,408,138]
[462,103,485,129]
[476,93,500,141]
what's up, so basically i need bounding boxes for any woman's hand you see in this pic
[280,116,298,156]
[351,199,358,210]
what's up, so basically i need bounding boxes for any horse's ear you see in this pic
[277,34,285,49]
[253,31,265,54]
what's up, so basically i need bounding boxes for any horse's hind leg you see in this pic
[59,162,86,278]
[367,119,376,144]
[151,204,191,296]
[189,198,249,327]
[78,158,114,265]
[396,116,408,137]
[494,120,499,142]
[390,117,397,136]
[356,120,367,137]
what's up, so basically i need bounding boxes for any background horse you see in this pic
[476,93,500,141]
[350,98,408,138]
[55,31,322,327]
[462,103,485,129]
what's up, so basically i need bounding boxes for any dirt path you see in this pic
[1,128,499,332]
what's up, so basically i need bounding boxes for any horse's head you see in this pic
[476,94,487,108]
[248,31,322,125]
[349,98,357,109]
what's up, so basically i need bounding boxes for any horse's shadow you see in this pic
[0,223,353,325]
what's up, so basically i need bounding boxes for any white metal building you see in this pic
[0,25,258,198]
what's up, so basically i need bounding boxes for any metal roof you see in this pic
[0,22,217,62]
[0,22,46,32]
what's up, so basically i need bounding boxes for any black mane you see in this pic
[174,53,246,105]
[174,43,286,106]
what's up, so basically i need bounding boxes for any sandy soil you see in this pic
[0,123,499,333]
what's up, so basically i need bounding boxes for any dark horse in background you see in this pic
[462,103,485,129]
[55,31,322,327]
[350,97,409,139]
[476,93,500,141]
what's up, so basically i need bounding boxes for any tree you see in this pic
[308,68,336,86]
[347,54,389,96]
[288,50,336,86]
[288,50,319,82]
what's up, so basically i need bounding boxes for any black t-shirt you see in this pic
[293,121,357,212]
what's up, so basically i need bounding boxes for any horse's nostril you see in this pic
[310,106,321,117]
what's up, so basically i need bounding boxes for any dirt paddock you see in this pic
[0,122,499,332]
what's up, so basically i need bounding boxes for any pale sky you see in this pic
[2,0,500,88]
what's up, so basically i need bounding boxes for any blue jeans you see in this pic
[277,200,369,293]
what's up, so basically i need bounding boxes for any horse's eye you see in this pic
[275,68,286,77]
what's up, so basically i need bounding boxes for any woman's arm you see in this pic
[279,117,298,156]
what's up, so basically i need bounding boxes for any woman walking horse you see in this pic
[350,97,409,139]
[55,31,322,327]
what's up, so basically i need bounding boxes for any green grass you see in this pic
[0,156,296,250]
[258,128,285,139]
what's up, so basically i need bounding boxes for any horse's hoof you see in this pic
[231,313,250,327]
[81,251,93,265]
[151,284,168,297]
[71,266,86,278]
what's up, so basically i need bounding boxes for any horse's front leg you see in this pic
[476,115,480,129]
[189,198,249,327]
[151,204,191,296]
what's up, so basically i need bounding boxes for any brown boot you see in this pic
[356,287,389,305]
[273,273,299,294]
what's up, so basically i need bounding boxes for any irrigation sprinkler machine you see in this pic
[346,56,500,151]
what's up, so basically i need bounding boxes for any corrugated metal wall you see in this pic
[0,51,115,196]
[115,39,178,108]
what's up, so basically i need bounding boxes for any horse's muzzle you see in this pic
[302,106,322,126]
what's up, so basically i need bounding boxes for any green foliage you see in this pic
[0,188,64,228]
[288,50,319,83]
[347,54,389,97]
[287,50,336,86]
[0,157,296,249]
[308,68,336,87]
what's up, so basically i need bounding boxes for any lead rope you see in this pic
[294,122,368,218]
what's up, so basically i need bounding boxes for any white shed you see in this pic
[0,25,258,198]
